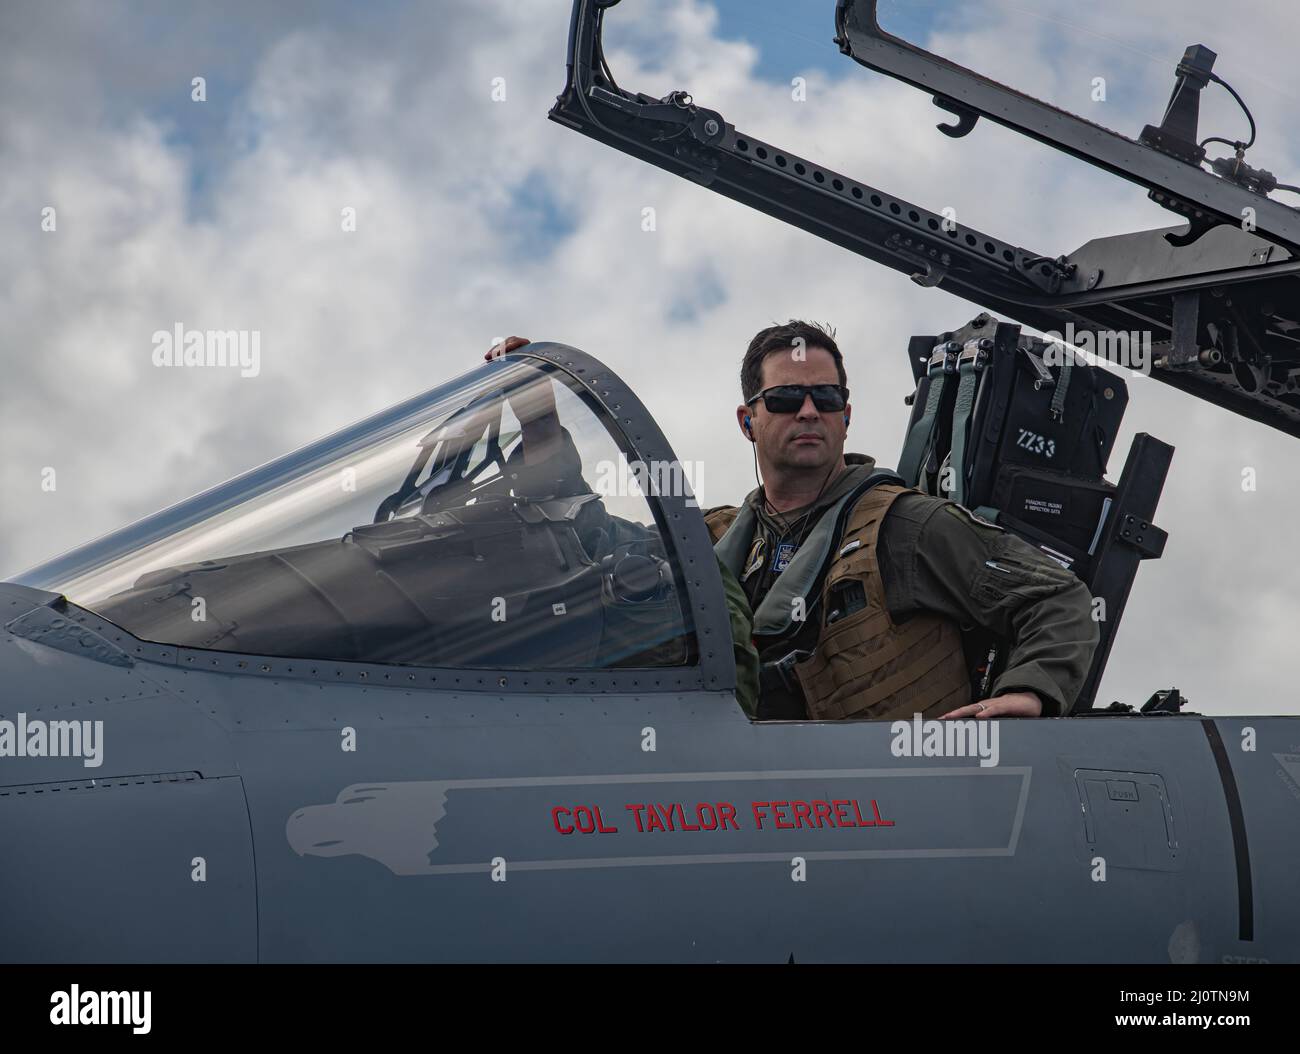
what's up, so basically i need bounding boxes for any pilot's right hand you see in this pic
[485,335,530,361]
[483,335,559,457]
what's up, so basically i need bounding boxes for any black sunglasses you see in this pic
[746,383,850,414]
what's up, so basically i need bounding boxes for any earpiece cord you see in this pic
[784,457,840,553]
[754,441,842,559]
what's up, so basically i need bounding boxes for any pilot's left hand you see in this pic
[941,690,1043,720]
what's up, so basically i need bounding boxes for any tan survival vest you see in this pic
[706,482,970,721]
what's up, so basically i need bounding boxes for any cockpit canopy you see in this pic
[16,355,698,670]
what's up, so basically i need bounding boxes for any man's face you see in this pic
[736,345,850,475]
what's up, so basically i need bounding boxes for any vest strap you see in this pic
[713,498,760,582]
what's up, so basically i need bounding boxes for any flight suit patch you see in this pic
[742,537,766,582]
[772,542,797,573]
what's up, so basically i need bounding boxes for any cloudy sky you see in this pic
[2,0,1297,713]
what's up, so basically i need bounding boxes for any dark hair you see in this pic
[740,320,847,402]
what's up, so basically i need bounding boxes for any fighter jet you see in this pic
[0,0,1295,963]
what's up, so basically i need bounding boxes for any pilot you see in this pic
[487,330,1097,721]
[702,320,1099,721]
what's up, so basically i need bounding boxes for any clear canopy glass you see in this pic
[15,358,696,669]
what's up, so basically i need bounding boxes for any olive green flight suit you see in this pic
[705,453,1100,718]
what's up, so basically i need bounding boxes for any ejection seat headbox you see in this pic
[897,313,1128,575]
